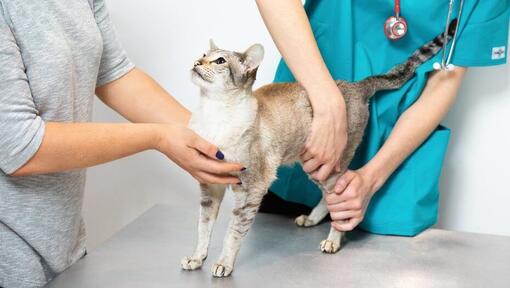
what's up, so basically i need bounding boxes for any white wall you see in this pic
[83,0,282,249]
[83,0,510,249]
[439,63,510,236]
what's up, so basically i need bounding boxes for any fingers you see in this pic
[334,171,356,194]
[189,151,244,175]
[329,210,359,222]
[188,131,245,174]
[301,130,318,158]
[311,162,335,181]
[300,149,314,162]
[327,200,360,212]
[300,134,325,171]
[302,158,322,173]
[326,171,368,232]
[331,218,361,232]
[193,171,240,185]
[325,186,356,205]
[190,132,223,160]
[199,157,244,174]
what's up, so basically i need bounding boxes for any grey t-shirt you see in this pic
[0,0,134,287]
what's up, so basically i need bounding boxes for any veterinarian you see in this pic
[0,1,243,287]
[256,0,509,235]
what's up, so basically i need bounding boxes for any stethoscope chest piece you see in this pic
[384,15,408,40]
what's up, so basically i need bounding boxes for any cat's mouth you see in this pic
[192,68,212,83]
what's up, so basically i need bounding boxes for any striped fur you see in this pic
[359,19,458,99]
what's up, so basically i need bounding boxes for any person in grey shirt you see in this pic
[0,0,243,287]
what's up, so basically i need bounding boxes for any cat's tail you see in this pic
[361,19,458,101]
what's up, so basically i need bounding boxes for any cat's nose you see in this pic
[194,60,202,67]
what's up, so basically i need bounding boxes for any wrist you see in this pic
[358,164,388,195]
[308,87,345,116]
[150,123,167,151]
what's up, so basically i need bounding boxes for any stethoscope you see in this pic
[384,0,408,40]
[384,0,465,71]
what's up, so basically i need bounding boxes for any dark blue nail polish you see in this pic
[237,181,242,185]
[241,167,247,172]
[216,150,224,160]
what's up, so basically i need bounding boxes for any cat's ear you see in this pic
[243,44,264,71]
[209,39,218,51]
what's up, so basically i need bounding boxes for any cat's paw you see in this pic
[181,256,204,271]
[320,239,341,254]
[211,263,233,278]
[295,215,319,227]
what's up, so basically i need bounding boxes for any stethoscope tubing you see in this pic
[437,0,465,71]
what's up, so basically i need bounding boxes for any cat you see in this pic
[182,20,457,278]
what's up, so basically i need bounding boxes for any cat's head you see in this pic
[191,40,264,93]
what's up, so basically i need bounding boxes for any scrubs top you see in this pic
[270,0,509,236]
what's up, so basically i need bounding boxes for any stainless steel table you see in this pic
[46,204,510,288]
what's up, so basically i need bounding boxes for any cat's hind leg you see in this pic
[317,175,345,254]
[295,196,329,227]
[320,226,345,254]
[181,184,226,271]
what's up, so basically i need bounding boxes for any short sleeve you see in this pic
[92,0,135,87]
[0,7,45,175]
[451,0,510,67]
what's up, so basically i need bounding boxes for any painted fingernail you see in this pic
[215,150,225,160]
[237,181,242,185]
[241,167,247,172]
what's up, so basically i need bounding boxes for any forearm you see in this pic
[96,68,191,125]
[12,122,161,176]
[363,68,467,190]
[255,0,341,109]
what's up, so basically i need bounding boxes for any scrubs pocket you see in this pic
[360,125,451,236]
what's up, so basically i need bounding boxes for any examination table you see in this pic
[45,204,510,288]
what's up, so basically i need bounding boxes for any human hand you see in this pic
[326,169,378,231]
[155,124,243,184]
[301,86,347,181]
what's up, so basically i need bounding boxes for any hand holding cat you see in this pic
[256,0,349,182]
[155,124,243,185]
[326,169,378,231]
[301,85,348,181]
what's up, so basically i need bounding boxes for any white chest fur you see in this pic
[189,93,258,161]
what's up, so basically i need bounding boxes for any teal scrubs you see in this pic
[270,0,509,236]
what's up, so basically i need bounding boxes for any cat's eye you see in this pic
[202,53,206,57]
[213,57,226,65]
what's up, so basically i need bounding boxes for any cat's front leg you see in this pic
[181,184,226,271]
[212,185,266,277]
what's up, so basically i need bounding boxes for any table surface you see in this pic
[46,204,510,288]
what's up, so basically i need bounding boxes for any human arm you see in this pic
[12,69,242,181]
[0,6,241,183]
[11,122,241,184]
[326,67,467,231]
[95,68,191,124]
[255,0,347,181]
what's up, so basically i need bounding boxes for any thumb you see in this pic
[190,133,224,160]
[334,170,356,194]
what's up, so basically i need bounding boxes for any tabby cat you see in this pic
[182,20,457,277]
